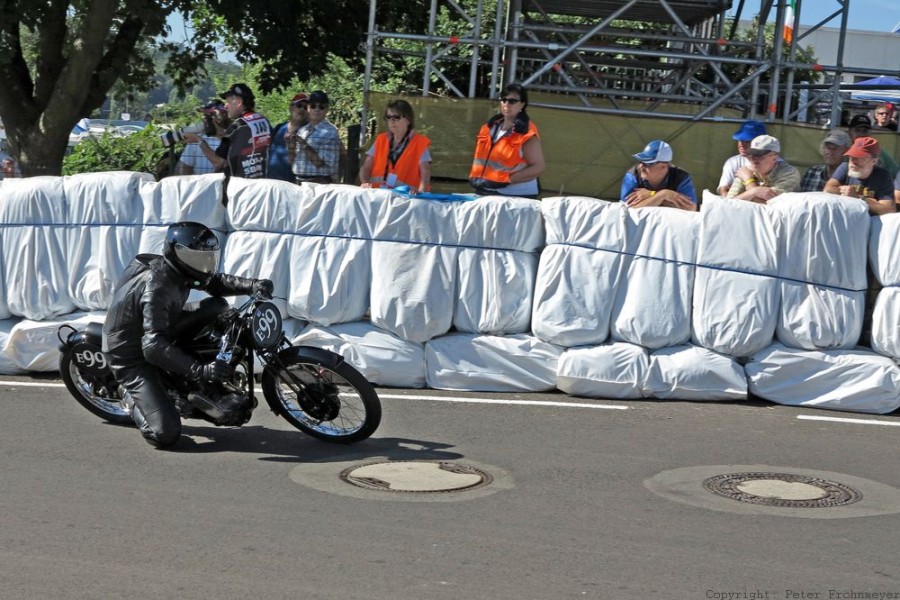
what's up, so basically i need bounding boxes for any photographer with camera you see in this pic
[184,83,271,179]
[176,102,231,175]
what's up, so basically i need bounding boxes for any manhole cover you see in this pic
[340,461,493,494]
[703,472,863,508]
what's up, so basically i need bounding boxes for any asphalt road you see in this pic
[2,374,900,600]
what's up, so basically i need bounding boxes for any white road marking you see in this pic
[378,393,629,410]
[0,380,65,388]
[797,415,900,427]
[0,380,629,410]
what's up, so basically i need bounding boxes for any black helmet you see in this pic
[163,221,220,283]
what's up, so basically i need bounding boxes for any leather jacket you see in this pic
[102,254,256,374]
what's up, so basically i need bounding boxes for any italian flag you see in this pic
[783,0,796,43]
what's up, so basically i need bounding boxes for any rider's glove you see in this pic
[252,278,274,299]
[190,360,230,384]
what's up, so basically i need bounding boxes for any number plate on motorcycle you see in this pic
[251,301,283,350]
[71,342,110,375]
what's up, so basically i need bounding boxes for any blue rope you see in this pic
[0,221,870,292]
[548,241,868,294]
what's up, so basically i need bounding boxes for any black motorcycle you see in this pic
[57,292,381,443]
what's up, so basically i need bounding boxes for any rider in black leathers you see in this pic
[102,221,273,448]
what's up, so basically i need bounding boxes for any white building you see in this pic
[798,25,900,83]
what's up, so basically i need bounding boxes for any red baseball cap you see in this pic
[290,93,309,107]
[844,136,880,159]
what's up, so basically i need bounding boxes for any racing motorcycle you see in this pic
[57,292,381,443]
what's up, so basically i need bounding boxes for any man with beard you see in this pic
[824,136,895,215]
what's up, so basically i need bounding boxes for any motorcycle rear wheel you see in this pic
[59,353,132,425]
[262,356,381,443]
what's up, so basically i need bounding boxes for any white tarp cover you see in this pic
[768,192,868,350]
[532,197,626,346]
[138,174,226,257]
[868,214,900,359]
[63,171,152,311]
[425,332,561,392]
[556,342,648,399]
[610,207,699,349]
[692,192,779,357]
[0,318,24,374]
[0,176,75,320]
[227,180,381,325]
[371,195,460,342]
[746,342,900,414]
[292,321,426,388]
[644,344,748,401]
[5,311,105,372]
[453,197,543,334]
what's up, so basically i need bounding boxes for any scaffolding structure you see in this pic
[362,0,895,134]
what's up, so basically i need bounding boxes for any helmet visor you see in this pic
[173,243,220,277]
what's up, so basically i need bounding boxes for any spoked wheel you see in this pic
[59,353,132,425]
[262,354,381,444]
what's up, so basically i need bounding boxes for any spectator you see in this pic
[800,129,852,192]
[824,137,895,215]
[268,93,309,182]
[469,83,545,199]
[620,140,697,211]
[359,99,432,193]
[872,103,897,132]
[176,101,231,175]
[184,83,272,179]
[717,120,767,196]
[0,151,16,180]
[290,90,343,184]
[727,135,800,203]
[847,114,899,179]
[895,170,900,206]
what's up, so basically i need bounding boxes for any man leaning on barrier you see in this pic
[824,136,896,216]
[726,135,800,204]
[620,140,698,211]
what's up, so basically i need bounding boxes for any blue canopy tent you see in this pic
[846,76,900,104]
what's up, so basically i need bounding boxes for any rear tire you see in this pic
[59,352,132,425]
[262,355,381,443]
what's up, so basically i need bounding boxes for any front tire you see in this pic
[262,353,381,443]
[59,352,132,425]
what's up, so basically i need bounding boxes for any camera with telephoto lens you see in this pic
[160,124,202,148]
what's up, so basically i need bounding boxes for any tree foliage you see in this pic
[62,125,171,177]
[0,0,419,176]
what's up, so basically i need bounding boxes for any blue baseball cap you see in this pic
[633,140,673,164]
[732,120,767,141]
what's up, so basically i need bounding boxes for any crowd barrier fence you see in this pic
[1,173,899,415]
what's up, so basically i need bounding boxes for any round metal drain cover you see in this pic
[703,472,863,508]
[340,461,492,494]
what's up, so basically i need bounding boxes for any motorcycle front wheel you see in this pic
[59,353,132,425]
[262,354,381,443]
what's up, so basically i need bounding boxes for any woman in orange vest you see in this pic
[359,99,432,193]
[469,83,545,199]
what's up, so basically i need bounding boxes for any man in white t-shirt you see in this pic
[717,120,767,196]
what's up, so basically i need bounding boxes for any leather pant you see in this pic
[111,297,228,448]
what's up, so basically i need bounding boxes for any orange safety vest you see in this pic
[468,115,539,185]
[368,132,431,190]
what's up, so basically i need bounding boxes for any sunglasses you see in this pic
[384,114,404,121]
[309,103,328,110]
[499,97,521,104]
